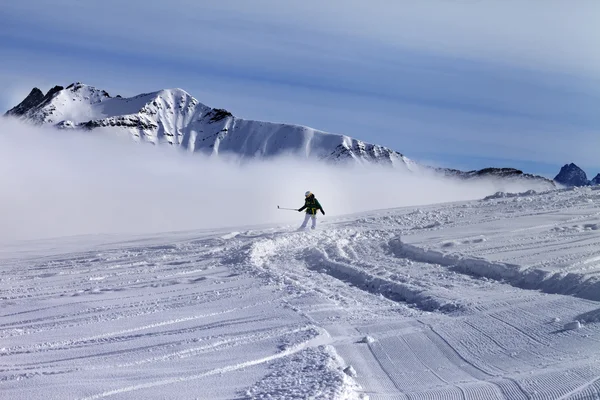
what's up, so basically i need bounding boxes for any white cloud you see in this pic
[0,118,550,241]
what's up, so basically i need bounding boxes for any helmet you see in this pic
[305,191,312,197]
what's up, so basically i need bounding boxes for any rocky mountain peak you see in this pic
[554,163,589,187]
[5,87,45,117]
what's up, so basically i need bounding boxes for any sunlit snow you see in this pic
[2,185,600,399]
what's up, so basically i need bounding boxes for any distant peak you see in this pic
[170,87,190,94]
[555,163,588,187]
[157,87,194,97]
[559,163,583,171]
[4,87,46,117]
[28,87,44,97]
[64,82,112,98]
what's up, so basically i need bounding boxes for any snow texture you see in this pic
[3,185,600,399]
[244,346,362,399]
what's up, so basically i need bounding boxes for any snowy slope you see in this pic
[3,186,600,399]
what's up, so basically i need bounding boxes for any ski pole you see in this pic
[277,206,297,211]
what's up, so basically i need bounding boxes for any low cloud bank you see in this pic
[0,118,548,241]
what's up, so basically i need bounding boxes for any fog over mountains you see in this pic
[8,82,594,190]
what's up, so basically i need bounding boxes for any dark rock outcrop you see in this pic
[5,88,45,117]
[4,86,64,122]
[554,163,589,187]
[207,108,233,123]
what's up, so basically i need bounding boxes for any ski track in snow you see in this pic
[2,187,600,399]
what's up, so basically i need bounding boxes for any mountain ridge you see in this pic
[6,82,415,168]
[5,82,557,189]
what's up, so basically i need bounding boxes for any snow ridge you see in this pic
[243,345,363,400]
[390,238,600,302]
[249,234,463,313]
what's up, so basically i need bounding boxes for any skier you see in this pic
[298,191,325,230]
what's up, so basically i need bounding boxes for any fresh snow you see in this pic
[2,186,600,399]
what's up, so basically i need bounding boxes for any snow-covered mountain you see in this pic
[591,174,600,186]
[5,83,410,168]
[5,82,556,188]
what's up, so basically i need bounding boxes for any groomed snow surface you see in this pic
[2,186,600,399]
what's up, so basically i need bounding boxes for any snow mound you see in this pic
[243,345,363,400]
[564,321,582,330]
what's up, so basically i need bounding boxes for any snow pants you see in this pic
[300,212,317,229]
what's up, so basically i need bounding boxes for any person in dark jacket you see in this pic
[298,191,325,230]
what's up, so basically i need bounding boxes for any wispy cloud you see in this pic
[2,2,597,67]
[4,0,599,76]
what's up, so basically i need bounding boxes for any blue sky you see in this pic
[1,0,599,178]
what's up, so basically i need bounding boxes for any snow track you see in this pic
[3,187,600,398]
[393,239,600,302]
